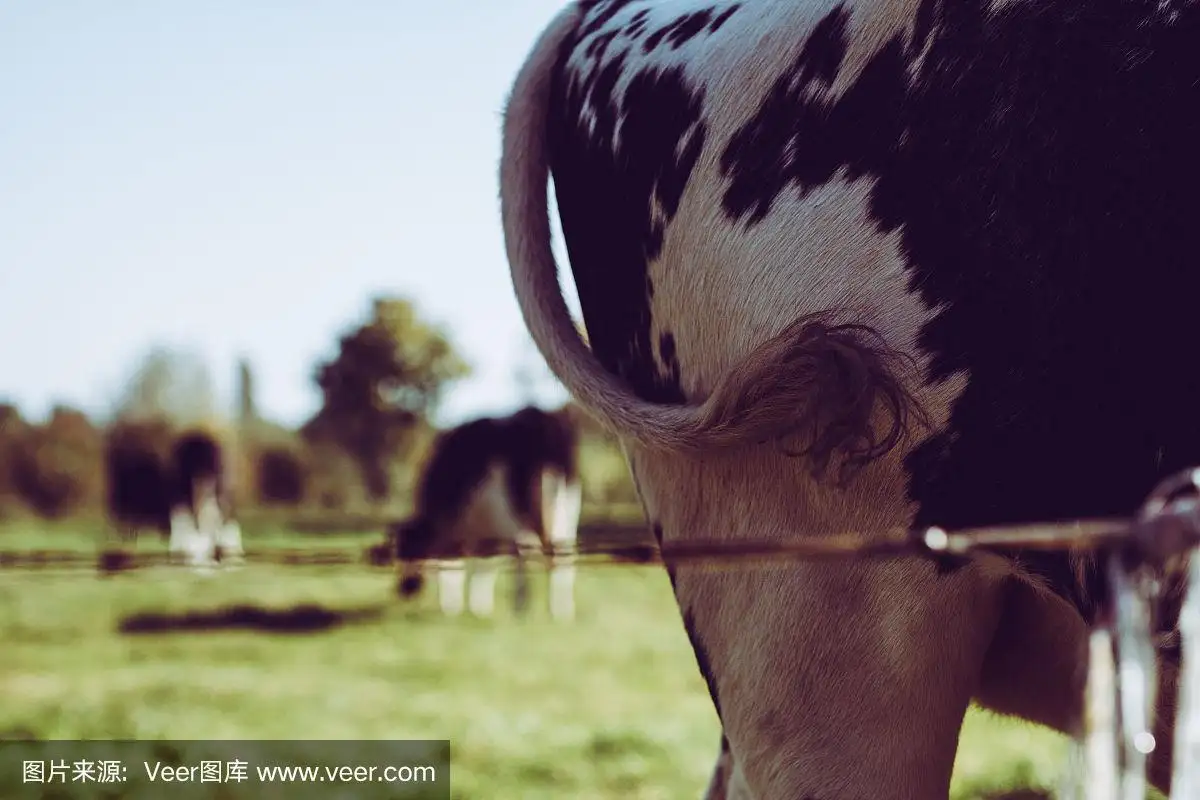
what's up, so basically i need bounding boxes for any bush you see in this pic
[0,403,30,518]
[257,447,308,506]
[11,406,104,519]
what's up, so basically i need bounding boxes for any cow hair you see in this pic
[500,7,924,477]
[707,310,928,485]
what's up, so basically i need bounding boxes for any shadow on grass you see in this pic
[117,603,386,635]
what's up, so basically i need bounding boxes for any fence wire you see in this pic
[0,517,1149,576]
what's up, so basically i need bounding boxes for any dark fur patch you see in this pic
[172,432,221,482]
[720,6,908,226]
[870,2,1200,622]
[171,430,231,519]
[709,5,741,34]
[502,406,581,518]
[657,332,682,392]
[412,421,498,526]
[578,0,645,40]
[643,9,714,53]
[550,20,709,404]
[626,9,650,39]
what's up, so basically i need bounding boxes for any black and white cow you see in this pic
[501,1,1199,797]
[106,428,243,570]
[393,405,582,620]
[166,431,244,569]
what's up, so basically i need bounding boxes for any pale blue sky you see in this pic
[0,0,581,428]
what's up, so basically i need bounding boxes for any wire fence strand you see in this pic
[0,516,1169,577]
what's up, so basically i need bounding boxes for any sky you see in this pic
[0,0,582,429]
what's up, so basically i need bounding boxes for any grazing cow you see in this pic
[500,1,1198,797]
[167,431,244,569]
[393,406,582,620]
[106,428,243,570]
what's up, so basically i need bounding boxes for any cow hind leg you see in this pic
[666,545,1007,798]
[214,520,244,567]
[189,485,225,573]
[397,560,425,598]
[547,548,577,622]
[168,506,213,572]
[468,557,502,618]
[167,508,192,563]
[437,560,467,616]
[512,541,534,616]
[541,470,581,622]
[470,464,534,619]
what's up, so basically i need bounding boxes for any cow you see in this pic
[499,1,1199,797]
[393,405,582,620]
[166,431,244,570]
[105,427,244,571]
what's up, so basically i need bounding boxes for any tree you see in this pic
[102,416,177,534]
[0,402,30,517]
[12,405,104,518]
[237,357,257,424]
[512,336,563,406]
[302,296,469,502]
[112,346,217,426]
[304,440,365,511]
[256,446,308,506]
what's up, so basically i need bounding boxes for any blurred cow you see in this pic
[393,405,582,620]
[166,431,244,569]
[106,427,243,570]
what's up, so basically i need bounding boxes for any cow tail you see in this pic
[500,6,924,465]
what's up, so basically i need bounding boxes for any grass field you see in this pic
[0,524,1078,799]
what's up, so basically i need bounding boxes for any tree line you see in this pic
[0,296,638,526]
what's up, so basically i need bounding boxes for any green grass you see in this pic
[0,526,1076,799]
